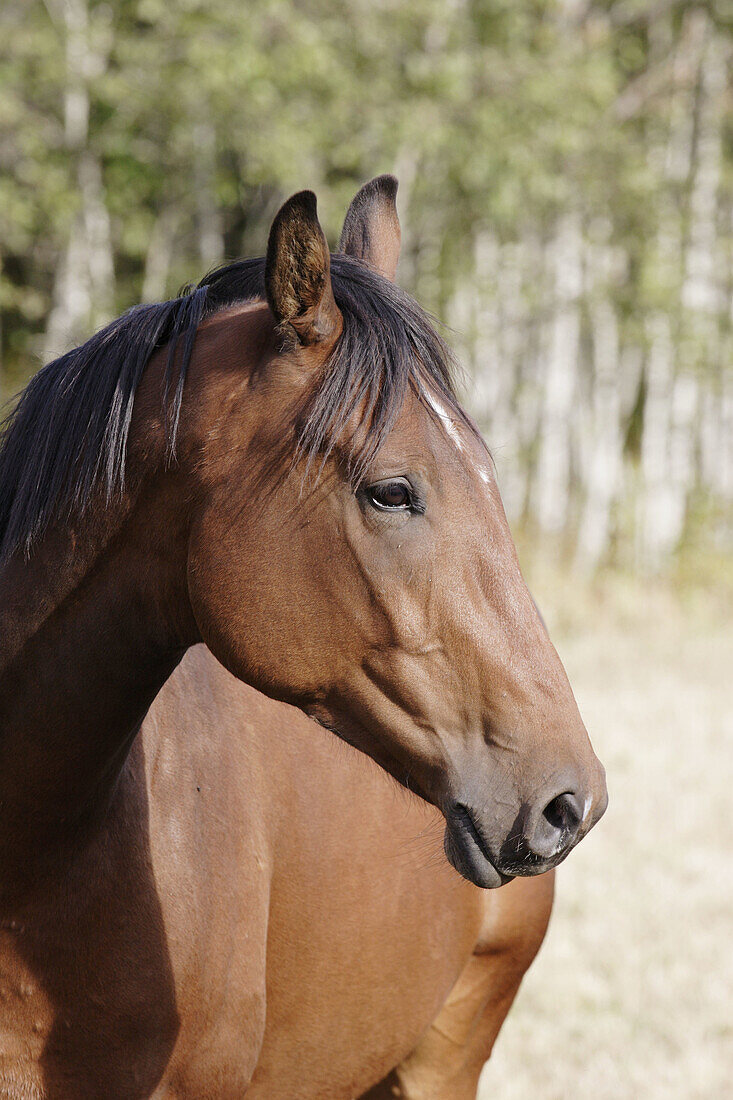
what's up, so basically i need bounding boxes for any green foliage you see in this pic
[0,0,664,367]
[1,1,732,572]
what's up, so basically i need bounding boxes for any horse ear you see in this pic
[265,191,342,346]
[339,175,401,282]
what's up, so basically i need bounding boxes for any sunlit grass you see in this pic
[479,569,733,1099]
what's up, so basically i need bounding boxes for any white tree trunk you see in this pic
[719,374,733,511]
[575,232,622,571]
[193,119,224,271]
[639,10,714,570]
[531,210,583,534]
[639,313,676,570]
[43,0,114,361]
[465,232,500,428]
[501,233,544,523]
[141,210,179,303]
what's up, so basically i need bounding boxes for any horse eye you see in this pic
[367,479,413,511]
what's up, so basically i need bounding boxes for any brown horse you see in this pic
[0,177,606,1098]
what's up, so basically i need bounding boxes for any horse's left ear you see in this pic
[339,175,401,282]
[266,190,342,347]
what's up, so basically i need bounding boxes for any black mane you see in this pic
[0,253,464,563]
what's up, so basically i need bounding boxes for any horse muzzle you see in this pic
[443,769,608,889]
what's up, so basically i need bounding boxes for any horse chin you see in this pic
[442,821,513,890]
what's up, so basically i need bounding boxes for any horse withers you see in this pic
[0,177,606,1097]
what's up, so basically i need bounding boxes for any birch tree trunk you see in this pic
[703,213,733,519]
[463,232,500,428]
[43,0,114,361]
[575,227,622,571]
[667,22,727,558]
[499,234,544,524]
[141,210,179,304]
[639,10,709,570]
[718,229,733,512]
[719,374,733,518]
[193,119,224,271]
[530,210,583,535]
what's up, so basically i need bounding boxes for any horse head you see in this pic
[182,177,607,888]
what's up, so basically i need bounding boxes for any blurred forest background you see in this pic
[2,0,733,580]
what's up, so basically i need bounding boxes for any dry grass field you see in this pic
[478,571,733,1100]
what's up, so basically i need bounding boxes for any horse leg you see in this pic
[360,871,555,1100]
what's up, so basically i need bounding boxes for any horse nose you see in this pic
[525,789,584,861]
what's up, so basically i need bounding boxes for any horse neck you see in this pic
[0,303,273,892]
[0,471,197,888]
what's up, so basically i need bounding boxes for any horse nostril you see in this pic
[523,790,584,862]
[543,791,582,834]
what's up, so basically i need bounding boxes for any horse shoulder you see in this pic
[141,646,273,1095]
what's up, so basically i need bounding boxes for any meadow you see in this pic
[479,572,733,1099]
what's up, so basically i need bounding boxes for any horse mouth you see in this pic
[443,804,513,890]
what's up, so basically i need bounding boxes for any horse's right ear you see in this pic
[265,191,342,348]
